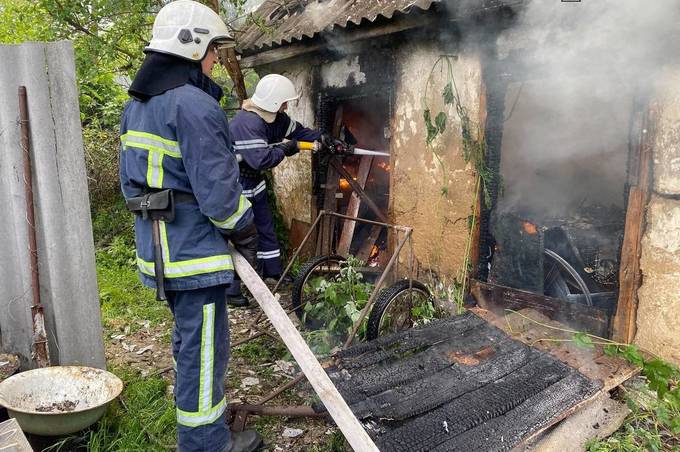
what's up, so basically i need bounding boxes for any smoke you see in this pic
[493,0,680,222]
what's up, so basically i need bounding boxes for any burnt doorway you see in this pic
[315,89,392,265]
[479,70,642,334]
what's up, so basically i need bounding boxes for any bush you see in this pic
[84,125,123,209]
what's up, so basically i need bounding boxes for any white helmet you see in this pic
[251,74,300,113]
[146,0,234,62]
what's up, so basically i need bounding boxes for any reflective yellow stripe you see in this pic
[199,304,215,412]
[160,221,171,264]
[209,195,252,230]
[177,398,226,427]
[137,255,234,278]
[146,151,164,188]
[121,130,181,157]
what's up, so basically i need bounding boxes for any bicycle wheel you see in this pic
[544,248,593,306]
[290,254,346,328]
[366,279,432,340]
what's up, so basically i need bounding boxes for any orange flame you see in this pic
[339,178,351,190]
[522,222,538,235]
[377,161,391,172]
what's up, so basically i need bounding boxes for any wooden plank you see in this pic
[232,250,379,452]
[470,280,610,337]
[612,105,656,343]
[331,160,388,223]
[470,307,639,392]
[356,225,382,262]
[337,156,374,256]
[210,1,247,103]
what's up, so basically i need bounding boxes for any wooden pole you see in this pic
[337,156,374,255]
[210,0,247,104]
[611,105,656,343]
[232,251,379,452]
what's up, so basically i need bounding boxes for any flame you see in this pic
[339,178,351,190]
[377,161,391,172]
[522,222,538,235]
[369,245,379,259]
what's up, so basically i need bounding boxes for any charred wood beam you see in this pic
[470,280,609,338]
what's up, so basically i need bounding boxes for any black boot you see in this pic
[226,294,250,308]
[226,430,263,452]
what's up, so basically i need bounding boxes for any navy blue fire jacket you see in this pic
[229,109,321,194]
[119,84,253,291]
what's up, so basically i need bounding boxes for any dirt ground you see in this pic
[104,286,343,452]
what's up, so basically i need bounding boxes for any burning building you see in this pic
[235,0,680,365]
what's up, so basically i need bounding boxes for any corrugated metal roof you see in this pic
[0,41,104,369]
[237,0,439,52]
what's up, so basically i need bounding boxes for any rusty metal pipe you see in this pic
[19,86,50,368]
[238,211,325,336]
[256,373,306,405]
[344,228,413,348]
[324,211,410,231]
[231,404,325,418]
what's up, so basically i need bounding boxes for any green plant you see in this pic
[302,256,373,353]
[428,274,466,315]
[506,309,680,449]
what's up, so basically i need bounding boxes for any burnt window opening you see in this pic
[479,63,646,334]
[315,88,392,265]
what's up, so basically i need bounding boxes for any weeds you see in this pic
[232,336,287,366]
[301,256,373,353]
[45,367,176,451]
[96,242,171,334]
[506,309,680,450]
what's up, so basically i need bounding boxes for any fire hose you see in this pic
[234,140,389,162]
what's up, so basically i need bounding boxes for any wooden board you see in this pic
[612,105,656,343]
[470,307,639,392]
[337,156,374,255]
[356,224,382,262]
[471,280,610,337]
[232,251,379,452]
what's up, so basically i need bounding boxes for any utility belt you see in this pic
[239,163,261,179]
[125,189,196,301]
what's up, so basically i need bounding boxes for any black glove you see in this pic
[320,133,334,150]
[224,219,258,268]
[320,133,349,154]
[280,139,299,157]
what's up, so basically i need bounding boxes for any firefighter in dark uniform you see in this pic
[226,74,323,306]
[120,1,261,450]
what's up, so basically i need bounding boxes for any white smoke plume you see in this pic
[493,0,680,221]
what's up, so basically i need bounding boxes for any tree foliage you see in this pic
[1,0,261,209]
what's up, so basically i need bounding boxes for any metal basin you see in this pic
[0,366,123,436]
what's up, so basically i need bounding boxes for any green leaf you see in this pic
[435,111,447,134]
[621,345,645,367]
[443,82,455,105]
[603,344,619,357]
[572,332,594,349]
[424,109,439,145]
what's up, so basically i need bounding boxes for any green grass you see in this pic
[96,239,171,334]
[47,367,177,451]
[586,394,680,452]
[232,336,288,366]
